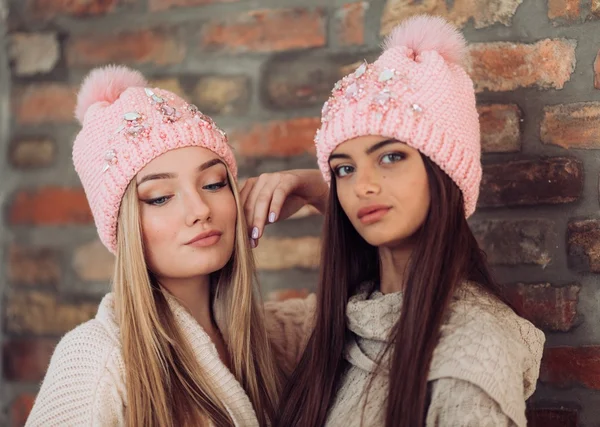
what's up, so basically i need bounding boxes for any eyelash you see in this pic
[332,152,405,178]
[144,180,228,206]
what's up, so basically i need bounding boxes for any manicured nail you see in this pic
[268,212,277,223]
[250,239,257,248]
[252,227,259,240]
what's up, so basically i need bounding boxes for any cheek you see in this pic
[140,206,179,253]
[212,191,237,228]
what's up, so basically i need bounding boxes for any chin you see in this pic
[358,226,414,248]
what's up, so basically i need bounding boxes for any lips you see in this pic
[357,205,391,225]
[185,230,222,247]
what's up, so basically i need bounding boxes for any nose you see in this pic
[183,189,211,227]
[354,166,381,198]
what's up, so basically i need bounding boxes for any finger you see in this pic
[238,177,255,206]
[251,176,283,239]
[244,174,272,238]
[267,178,295,223]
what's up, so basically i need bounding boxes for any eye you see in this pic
[203,180,228,191]
[381,152,405,164]
[333,165,355,178]
[145,196,171,206]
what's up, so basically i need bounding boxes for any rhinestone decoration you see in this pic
[102,149,118,173]
[318,58,425,126]
[378,69,395,82]
[354,62,367,78]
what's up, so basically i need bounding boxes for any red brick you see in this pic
[504,283,580,332]
[471,219,557,267]
[27,0,122,20]
[8,244,61,287]
[8,187,93,226]
[593,0,600,17]
[67,28,185,67]
[380,0,522,34]
[478,104,522,153]
[231,118,320,157]
[149,0,238,11]
[334,2,367,46]
[5,291,98,335]
[267,288,311,302]
[201,8,326,53]
[548,0,580,20]
[541,102,600,149]
[540,346,600,389]
[263,51,378,110]
[479,158,583,208]
[9,137,56,169]
[595,51,600,89]
[3,338,57,382]
[567,219,600,273]
[12,84,77,125]
[527,408,578,427]
[254,237,320,270]
[11,394,35,427]
[9,32,59,76]
[468,39,576,93]
[193,75,250,115]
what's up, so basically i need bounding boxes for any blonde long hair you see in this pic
[112,168,282,426]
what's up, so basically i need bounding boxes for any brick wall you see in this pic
[2,0,600,425]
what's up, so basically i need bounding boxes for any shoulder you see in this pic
[427,282,545,427]
[263,294,317,374]
[26,315,124,426]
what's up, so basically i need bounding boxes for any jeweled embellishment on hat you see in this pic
[124,112,141,121]
[102,149,118,173]
[378,69,395,82]
[373,89,392,106]
[160,104,182,123]
[145,88,165,104]
[410,103,423,114]
[354,62,367,78]
[345,82,358,100]
[119,111,151,139]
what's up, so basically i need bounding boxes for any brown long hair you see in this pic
[276,156,513,427]
[115,168,282,427]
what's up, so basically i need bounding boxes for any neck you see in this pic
[159,275,217,334]
[378,242,414,294]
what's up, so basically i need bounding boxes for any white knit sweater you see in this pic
[264,282,545,427]
[25,293,262,426]
[326,282,545,427]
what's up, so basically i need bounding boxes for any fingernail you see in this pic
[252,227,259,240]
[250,239,257,248]
[268,212,277,223]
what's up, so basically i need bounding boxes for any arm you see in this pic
[26,321,123,427]
[426,378,517,427]
[263,294,317,376]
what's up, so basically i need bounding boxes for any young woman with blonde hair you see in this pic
[25,65,325,426]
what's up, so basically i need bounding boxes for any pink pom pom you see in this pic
[75,65,147,124]
[383,15,467,66]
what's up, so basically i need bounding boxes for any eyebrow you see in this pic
[328,138,400,162]
[137,158,225,186]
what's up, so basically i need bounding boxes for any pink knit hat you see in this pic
[73,65,236,254]
[315,15,481,217]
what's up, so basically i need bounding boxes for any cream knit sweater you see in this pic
[265,282,545,427]
[25,293,264,426]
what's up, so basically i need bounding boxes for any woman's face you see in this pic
[329,135,430,249]
[136,146,237,282]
